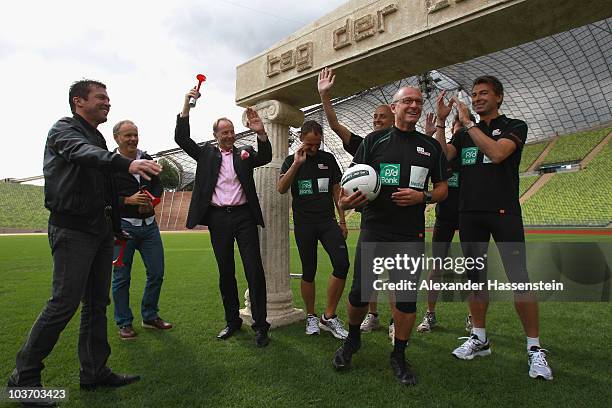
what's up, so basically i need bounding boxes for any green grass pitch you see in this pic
[1,232,611,407]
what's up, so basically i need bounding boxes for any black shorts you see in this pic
[432,216,458,259]
[459,212,530,290]
[349,229,424,313]
[294,222,349,282]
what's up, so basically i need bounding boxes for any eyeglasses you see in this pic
[392,97,424,107]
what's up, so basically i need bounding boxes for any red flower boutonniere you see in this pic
[240,150,250,160]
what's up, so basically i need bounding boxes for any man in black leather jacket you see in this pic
[7,79,160,395]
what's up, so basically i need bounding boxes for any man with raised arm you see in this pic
[174,88,272,348]
[434,76,553,380]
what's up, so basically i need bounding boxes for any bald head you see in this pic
[373,105,393,131]
[391,87,424,131]
[392,87,422,103]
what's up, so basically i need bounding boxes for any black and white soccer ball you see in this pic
[340,164,381,201]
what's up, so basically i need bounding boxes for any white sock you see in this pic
[527,337,540,351]
[472,328,486,342]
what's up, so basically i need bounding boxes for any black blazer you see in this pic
[174,115,272,229]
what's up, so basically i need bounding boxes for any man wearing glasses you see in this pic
[332,87,448,385]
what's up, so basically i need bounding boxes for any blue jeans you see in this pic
[112,219,165,327]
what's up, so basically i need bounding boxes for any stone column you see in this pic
[240,100,305,328]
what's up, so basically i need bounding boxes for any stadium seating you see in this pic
[520,141,547,172]
[540,127,610,165]
[155,191,193,231]
[521,140,612,226]
[0,182,48,231]
[519,175,540,197]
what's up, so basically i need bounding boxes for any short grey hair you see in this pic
[113,120,136,135]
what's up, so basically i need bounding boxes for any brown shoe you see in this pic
[119,325,137,340]
[142,317,173,330]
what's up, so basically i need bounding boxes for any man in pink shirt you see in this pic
[175,88,272,347]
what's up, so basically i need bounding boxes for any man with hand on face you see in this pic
[277,120,350,340]
[435,76,553,380]
[332,87,448,386]
[111,120,172,341]
[8,80,160,396]
[175,87,272,348]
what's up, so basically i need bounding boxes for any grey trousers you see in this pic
[9,223,114,386]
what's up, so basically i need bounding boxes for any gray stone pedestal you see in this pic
[240,100,305,328]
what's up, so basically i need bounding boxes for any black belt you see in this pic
[211,204,248,213]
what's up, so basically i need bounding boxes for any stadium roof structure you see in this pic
[153,18,612,189]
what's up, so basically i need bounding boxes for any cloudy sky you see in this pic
[0,0,346,179]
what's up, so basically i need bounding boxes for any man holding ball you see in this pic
[332,87,448,385]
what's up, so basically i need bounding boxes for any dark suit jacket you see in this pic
[174,115,272,229]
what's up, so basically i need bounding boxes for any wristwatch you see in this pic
[464,121,476,131]
[423,191,432,204]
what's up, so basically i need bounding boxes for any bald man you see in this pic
[332,86,448,385]
[318,68,436,338]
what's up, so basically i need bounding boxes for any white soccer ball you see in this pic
[340,164,381,201]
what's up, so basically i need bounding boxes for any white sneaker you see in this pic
[528,347,553,380]
[416,312,437,333]
[305,314,320,335]
[360,313,381,332]
[320,315,348,340]
[388,321,395,345]
[452,334,491,360]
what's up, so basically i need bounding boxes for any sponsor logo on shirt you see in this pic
[492,129,501,136]
[318,163,328,170]
[461,147,478,166]
[409,166,429,189]
[448,172,459,188]
[317,178,329,193]
[416,146,431,156]
[380,163,400,185]
[297,179,314,195]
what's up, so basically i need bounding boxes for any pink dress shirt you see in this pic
[211,149,248,206]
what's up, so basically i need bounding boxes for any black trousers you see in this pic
[10,223,114,386]
[207,206,269,331]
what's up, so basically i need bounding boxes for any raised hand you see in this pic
[317,67,335,95]
[245,107,265,135]
[185,87,200,103]
[424,112,436,136]
[436,91,455,123]
[293,147,306,166]
[451,96,472,126]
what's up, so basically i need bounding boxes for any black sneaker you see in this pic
[390,352,417,385]
[332,340,360,371]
